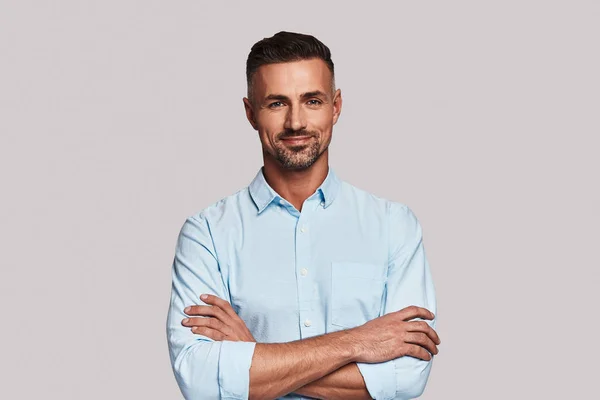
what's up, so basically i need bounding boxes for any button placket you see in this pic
[295,201,316,338]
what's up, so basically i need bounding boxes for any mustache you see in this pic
[278,130,317,140]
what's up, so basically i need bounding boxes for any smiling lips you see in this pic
[281,136,313,145]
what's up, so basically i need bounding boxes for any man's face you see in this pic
[243,58,342,170]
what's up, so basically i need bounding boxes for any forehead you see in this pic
[253,59,332,97]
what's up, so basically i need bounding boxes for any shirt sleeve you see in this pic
[166,215,256,400]
[356,203,437,400]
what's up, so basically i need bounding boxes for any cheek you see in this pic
[258,129,279,149]
[257,111,285,129]
[259,118,285,138]
[309,111,333,131]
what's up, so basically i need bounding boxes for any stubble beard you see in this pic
[271,134,323,170]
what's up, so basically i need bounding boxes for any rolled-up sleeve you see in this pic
[166,215,256,399]
[356,203,437,400]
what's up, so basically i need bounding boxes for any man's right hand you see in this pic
[349,306,441,364]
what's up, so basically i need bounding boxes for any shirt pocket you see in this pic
[330,261,385,329]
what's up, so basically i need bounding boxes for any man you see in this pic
[166,31,440,400]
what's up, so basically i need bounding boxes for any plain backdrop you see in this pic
[1,1,598,399]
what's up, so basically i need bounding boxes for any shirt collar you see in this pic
[249,166,341,214]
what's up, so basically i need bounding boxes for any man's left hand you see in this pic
[182,294,256,342]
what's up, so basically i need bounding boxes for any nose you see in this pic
[283,104,307,132]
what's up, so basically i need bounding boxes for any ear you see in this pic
[243,97,258,130]
[332,89,343,126]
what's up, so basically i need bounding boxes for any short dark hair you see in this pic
[246,31,335,101]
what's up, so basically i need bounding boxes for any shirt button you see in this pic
[300,226,307,233]
[300,268,308,277]
[279,199,285,205]
[304,319,312,327]
[320,201,325,207]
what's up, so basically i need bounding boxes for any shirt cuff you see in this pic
[357,360,397,400]
[218,340,257,400]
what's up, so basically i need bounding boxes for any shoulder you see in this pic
[170,186,250,244]
[187,186,252,226]
[339,180,413,219]
[339,179,423,244]
[175,187,251,252]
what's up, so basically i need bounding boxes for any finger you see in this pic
[396,305,435,321]
[200,294,238,318]
[407,320,441,345]
[404,332,438,355]
[405,344,432,361]
[185,305,229,322]
[182,317,226,332]
[190,326,227,341]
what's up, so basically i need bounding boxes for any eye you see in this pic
[269,101,284,108]
[307,99,322,106]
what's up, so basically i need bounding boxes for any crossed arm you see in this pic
[180,295,438,400]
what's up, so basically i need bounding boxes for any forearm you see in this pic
[248,329,358,400]
[292,363,372,400]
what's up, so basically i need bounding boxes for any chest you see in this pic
[216,211,390,339]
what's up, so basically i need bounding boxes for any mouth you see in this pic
[280,136,313,145]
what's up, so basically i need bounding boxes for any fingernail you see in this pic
[182,318,189,324]
[200,294,208,300]
[184,306,191,313]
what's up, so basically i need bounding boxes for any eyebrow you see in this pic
[263,90,329,103]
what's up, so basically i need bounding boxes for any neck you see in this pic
[262,151,329,212]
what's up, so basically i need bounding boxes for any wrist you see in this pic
[336,327,361,363]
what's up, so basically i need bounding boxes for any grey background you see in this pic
[1,1,598,398]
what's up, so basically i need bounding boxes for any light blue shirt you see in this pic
[166,167,437,400]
